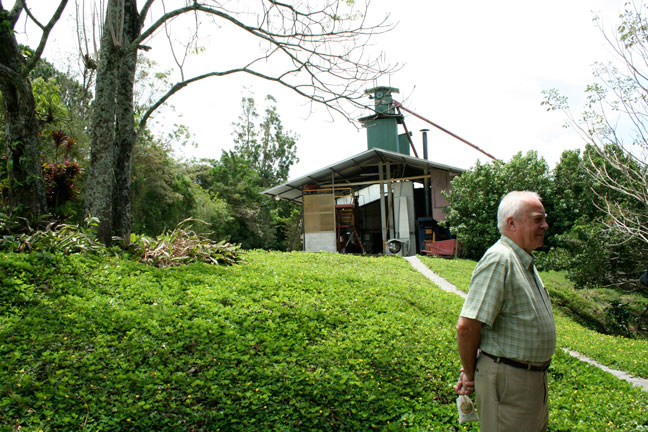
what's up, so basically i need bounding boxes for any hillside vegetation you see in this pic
[1,251,647,431]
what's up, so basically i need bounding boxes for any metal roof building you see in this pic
[262,87,464,256]
[263,147,463,204]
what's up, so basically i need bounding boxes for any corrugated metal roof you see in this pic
[262,148,464,203]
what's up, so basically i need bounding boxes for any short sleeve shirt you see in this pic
[460,235,556,363]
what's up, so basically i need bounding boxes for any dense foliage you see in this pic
[442,151,552,259]
[188,95,302,250]
[442,147,648,327]
[42,160,82,220]
[1,251,647,431]
[441,149,599,261]
[2,57,301,251]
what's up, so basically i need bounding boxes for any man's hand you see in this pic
[454,371,475,395]
[456,316,482,395]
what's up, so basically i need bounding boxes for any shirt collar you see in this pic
[500,234,535,269]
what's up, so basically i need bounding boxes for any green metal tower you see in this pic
[358,86,410,155]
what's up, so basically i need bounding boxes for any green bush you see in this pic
[42,160,82,220]
[442,151,553,260]
[0,216,104,255]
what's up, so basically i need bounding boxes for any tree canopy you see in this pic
[543,1,648,250]
[442,151,552,260]
[0,0,68,221]
[1,0,395,245]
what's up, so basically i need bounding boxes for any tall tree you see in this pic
[442,151,553,260]
[0,0,68,220]
[232,95,298,188]
[543,1,648,248]
[80,0,394,245]
[196,94,300,249]
[85,0,141,244]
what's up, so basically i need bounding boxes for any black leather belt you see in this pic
[481,351,550,372]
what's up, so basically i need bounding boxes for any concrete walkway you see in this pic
[404,255,648,392]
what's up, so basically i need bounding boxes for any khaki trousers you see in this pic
[474,354,549,432]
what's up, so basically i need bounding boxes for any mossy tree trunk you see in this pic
[0,4,47,221]
[86,23,118,245]
[86,0,140,245]
[113,0,140,245]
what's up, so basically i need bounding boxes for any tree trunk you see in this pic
[86,26,118,245]
[113,0,140,246]
[86,0,140,245]
[0,7,46,221]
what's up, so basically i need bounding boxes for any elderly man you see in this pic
[455,191,556,432]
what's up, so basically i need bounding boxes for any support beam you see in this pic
[379,162,387,254]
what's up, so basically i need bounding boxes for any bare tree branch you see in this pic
[129,0,396,129]
[0,62,23,86]
[6,0,24,26]
[544,2,648,248]
[21,0,44,29]
[82,0,396,243]
[24,0,69,73]
[138,0,155,27]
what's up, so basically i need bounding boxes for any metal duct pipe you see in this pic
[421,129,429,160]
[421,129,431,218]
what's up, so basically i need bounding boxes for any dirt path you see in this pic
[404,255,648,392]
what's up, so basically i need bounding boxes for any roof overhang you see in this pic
[262,148,464,204]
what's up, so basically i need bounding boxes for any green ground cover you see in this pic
[417,256,475,293]
[419,255,648,378]
[1,251,647,431]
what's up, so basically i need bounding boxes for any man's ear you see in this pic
[507,217,516,230]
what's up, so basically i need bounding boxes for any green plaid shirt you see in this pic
[460,235,556,363]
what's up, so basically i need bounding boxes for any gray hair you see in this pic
[497,191,542,233]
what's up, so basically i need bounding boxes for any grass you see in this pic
[1,251,647,431]
[417,256,475,293]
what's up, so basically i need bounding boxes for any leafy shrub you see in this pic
[534,246,573,271]
[41,160,81,218]
[0,216,104,255]
[605,300,631,336]
[442,151,553,260]
[129,220,243,267]
[557,221,648,290]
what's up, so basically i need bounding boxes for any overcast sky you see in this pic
[34,0,626,178]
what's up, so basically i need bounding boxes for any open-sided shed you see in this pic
[263,147,462,255]
[263,86,465,256]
